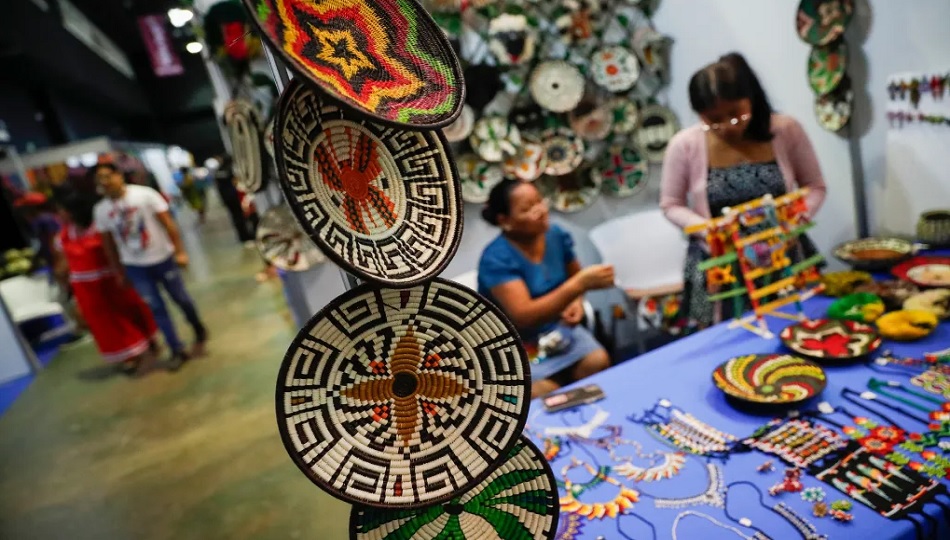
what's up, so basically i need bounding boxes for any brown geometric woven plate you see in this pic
[275,80,463,287]
[796,0,854,46]
[256,205,327,271]
[635,104,678,162]
[780,319,882,360]
[224,99,267,193]
[277,279,531,508]
[713,353,827,405]
[244,0,464,128]
[349,436,559,539]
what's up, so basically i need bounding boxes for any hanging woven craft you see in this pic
[568,101,613,142]
[350,436,559,539]
[592,145,649,198]
[591,46,641,93]
[277,279,531,508]
[796,0,854,46]
[263,117,276,161]
[712,353,827,405]
[225,99,267,193]
[245,0,464,128]
[541,128,585,176]
[635,104,678,162]
[815,84,853,132]
[256,205,327,271]
[458,154,504,204]
[780,319,882,360]
[529,60,585,113]
[607,97,640,135]
[504,137,548,182]
[808,41,848,95]
[539,169,600,214]
[470,115,522,163]
[443,104,476,143]
[275,80,463,287]
[487,12,538,67]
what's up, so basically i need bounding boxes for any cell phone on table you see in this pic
[543,384,606,413]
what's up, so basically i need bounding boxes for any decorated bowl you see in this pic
[833,237,915,271]
[713,354,827,405]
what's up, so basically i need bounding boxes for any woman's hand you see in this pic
[576,264,615,291]
[561,298,585,326]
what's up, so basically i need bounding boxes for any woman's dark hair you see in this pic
[58,190,100,229]
[481,179,521,226]
[688,52,774,141]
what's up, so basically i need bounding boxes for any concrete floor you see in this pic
[0,201,351,539]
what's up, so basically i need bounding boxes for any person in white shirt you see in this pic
[91,164,208,369]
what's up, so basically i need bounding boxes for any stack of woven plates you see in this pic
[243,1,559,537]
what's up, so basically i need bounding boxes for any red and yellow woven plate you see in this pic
[245,0,464,128]
[780,318,882,360]
[713,354,827,405]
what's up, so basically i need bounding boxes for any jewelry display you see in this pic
[652,462,727,509]
[911,368,950,399]
[888,73,950,105]
[757,460,776,473]
[768,467,805,496]
[614,512,657,540]
[630,400,738,458]
[742,418,848,468]
[841,388,930,426]
[801,487,826,503]
[874,350,950,375]
[887,110,950,128]
[867,378,947,412]
[773,502,829,540]
[610,443,688,482]
[671,510,755,540]
[558,458,640,519]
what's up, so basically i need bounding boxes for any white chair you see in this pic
[589,209,688,354]
[450,269,597,333]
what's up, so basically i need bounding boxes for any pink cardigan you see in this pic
[659,113,827,229]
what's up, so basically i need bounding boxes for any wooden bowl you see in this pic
[833,237,915,271]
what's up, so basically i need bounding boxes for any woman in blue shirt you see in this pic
[478,179,615,398]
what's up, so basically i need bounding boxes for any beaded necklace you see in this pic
[650,462,727,509]
[741,417,847,468]
[558,458,640,519]
[630,400,737,458]
[671,511,754,540]
[724,481,826,540]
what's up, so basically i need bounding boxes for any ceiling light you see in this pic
[168,8,194,28]
[185,41,204,54]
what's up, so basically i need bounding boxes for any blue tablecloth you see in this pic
[527,296,950,540]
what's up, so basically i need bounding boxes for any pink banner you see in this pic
[138,14,184,77]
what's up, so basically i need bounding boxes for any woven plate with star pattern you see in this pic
[712,353,827,405]
[245,0,464,128]
[780,318,882,360]
[349,436,558,538]
[277,278,531,508]
[275,79,463,287]
[224,99,267,193]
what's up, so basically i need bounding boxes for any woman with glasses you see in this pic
[478,179,615,398]
[660,52,827,330]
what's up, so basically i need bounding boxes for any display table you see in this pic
[527,296,949,539]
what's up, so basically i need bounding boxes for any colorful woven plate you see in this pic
[815,82,852,132]
[245,0,464,128]
[504,137,547,182]
[542,128,585,177]
[529,61,585,113]
[349,436,558,539]
[256,205,327,271]
[591,46,641,93]
[893,257,950,288]
[275,80,463,287]
[568,100,613,142]
[796,0,854,46]
[808,41,848,96]
[713,353,827,404]
[470,115,521,163]
[278,278,531,508]
[593,145,649,198]
[904,289,950,320]
[224,99,267,193]
[443,104,475,143]
[780,319,883,360]
[457,154,504,204]
[607,97,640,135]
[487,12,537,67]
[539,169,600,214]
[635,104,678,162]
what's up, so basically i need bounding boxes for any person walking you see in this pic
[90,163,208,369]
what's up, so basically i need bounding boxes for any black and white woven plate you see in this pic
[275,79,463,287]
[256,206,326,271]
[225,99,267,193]
[635,104,678,162]
[350,436,559,539]
[277,278,531,508]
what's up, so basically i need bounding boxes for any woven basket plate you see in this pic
[529,61,585,113]
[894,257,950,288]
[225,99,267,193]
[350,436,559,539]
[796,0,854,46]
[504,137,547,182]
[458,154,504,204]
[635,104,678,162]
[593,145,648,198]
[542,128,585,176]
[443,104,475,143]
[470,115,522,163]
[608,97,640,135]
[277,279,531,508]
[256,205,327,271]
[712,353,827,404]
[263,118,276,160]
[591,46,640,93]
[808,41,848,96]
[539,170,600,214]
[780,319,882,360]
[245,0,464,128]
[275,80,463,287]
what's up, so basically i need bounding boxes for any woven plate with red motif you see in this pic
[780,319,882,360]
[245,0,464,128]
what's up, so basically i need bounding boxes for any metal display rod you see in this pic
[260,44,361,292]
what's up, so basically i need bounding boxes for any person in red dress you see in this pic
[53,191,159,373]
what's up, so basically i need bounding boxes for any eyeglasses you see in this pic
[701,113,752,132]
